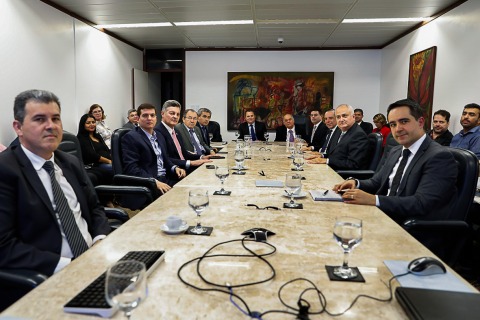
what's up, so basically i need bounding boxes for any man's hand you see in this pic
[307,157,327,164]
[176,167,186,178]
[191,159,212,167]
[341,189,376,206]
[301,146,312,152]
[333,180,356,192]
[304,153,322,160]
[155,180,171,194]
[209,150,216,155]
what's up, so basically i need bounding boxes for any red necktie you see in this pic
[172,131,185,160]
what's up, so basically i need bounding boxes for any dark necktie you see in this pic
[389,149,412,196]
[43,161,89,258]
[202,126,210,146]
[321,129,333,153]
[288,129,294,142]
[249,124,257,141]
[189,128,204,155]
[311,125,317,143]
[337,131,346,143]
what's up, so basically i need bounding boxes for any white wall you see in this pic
[186,50,381,141]
[380,0,480,134]
[0,0,142,145]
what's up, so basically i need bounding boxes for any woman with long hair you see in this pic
[89,104,113,149]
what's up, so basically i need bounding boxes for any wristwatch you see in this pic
[346,177,359,187]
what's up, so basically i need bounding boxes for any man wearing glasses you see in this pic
[176,109,215,156]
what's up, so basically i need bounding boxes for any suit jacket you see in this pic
[123,122,136,129]
[359,121,373,135]
[238,121,267,141]
[121,126,177,184]
[307,122,329,151]
[359,136,457,223]
[175,123,213,155]
[154,122,200,169]
[0,146,110,276]
[428,129,454,146]
[325,124,369,170]
[196,121,223,145]
[274,125,308,142]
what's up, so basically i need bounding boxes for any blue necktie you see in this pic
[288,129,294,142]
[249,124,257,141]
[43,161,89,258]
[189,128,204,155]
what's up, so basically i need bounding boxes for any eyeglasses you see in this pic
[185,117,197,121]
[246,204,280,210]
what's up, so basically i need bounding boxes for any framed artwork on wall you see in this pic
[407,46,437,130]
[227,72,334,130]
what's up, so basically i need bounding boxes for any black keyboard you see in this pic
[63,250,165,318]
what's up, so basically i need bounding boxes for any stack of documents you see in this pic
[309,190,343,201]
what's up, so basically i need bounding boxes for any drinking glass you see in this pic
[284,173,302,208]
[234,149,245,173]
[293,152,305,171]
[332,217,363,279]
[208,133,213,142]
[188,189,209,234]
[287,142,295,159]
[215,165,230,195]
[105,260,147,320]
[264,132,270,144]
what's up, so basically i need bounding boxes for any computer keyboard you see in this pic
[63,250,165,318]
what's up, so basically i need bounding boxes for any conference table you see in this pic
[1,142,473,319]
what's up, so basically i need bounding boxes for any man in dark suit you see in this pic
[196,107,223,144]
[333,99,457,224]
[428,109,453,146]
[303,109,329,151]
[0,89,110,276]
[354,108,373,134]
[122,108,138,129]
[176,109,215,156]
[274,113,308,142]
[237,110,267,141]
[122,103,186,194]
[307,104,369,170]
[154,101,211,172]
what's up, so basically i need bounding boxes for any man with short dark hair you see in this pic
[302,109,328,151]
[428,109,453,146]
[333,98,457,224]
[196,107,222,144]
[122,103,186,193]
[274,113,308,142]
[450,103,480,158]
[176,109,215,156]
[0,89,110,276]
[354,108,373,134]
[123,108,138,129]
[237,110,267,141]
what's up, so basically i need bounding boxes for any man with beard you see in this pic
[450,103,480,158]
[428,109,453,146]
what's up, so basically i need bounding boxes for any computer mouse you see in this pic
[407,257,447,276]
[241,228,275,242]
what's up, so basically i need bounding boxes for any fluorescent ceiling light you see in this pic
[343,17,431,23]
[174,20,253,26]
[96,22,172,29]
[165,60,182,62]
[258,19,338,24]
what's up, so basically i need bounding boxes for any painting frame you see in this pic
[227,72,334,130]
[407,46,437,130]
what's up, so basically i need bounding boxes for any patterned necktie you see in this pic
[172,130,185,160]
[43,161,89,258]
[202,126,210,145]
[288,129,294,142]
[337,131,346,143]
[321,129,333,153]
[189,128,204,155]
[311,125,317,143]
[249,124,257,141]
[389,149,412,196]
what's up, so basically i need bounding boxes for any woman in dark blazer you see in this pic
[77,114,113,185]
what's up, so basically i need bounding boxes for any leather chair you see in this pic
[0,269,47,312]
[403,147,479,267]
[336,132,383,179]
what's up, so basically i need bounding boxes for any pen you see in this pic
[323,190,329,195]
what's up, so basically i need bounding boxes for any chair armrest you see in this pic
[403,219,469,231]
[113,174,160,199]
[104,207,129,223]
[0,269,48,288]
[336,170,375,180]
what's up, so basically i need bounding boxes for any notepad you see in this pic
[255,180,284,187]
[309,190,343,201]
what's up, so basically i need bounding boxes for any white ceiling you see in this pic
[44,0,464,49]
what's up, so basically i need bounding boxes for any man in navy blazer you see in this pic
[0,90,110,276]
[196,107,223,144]
[237,110,267,141]
[354,108,374,134]
[154,100,211,172]
[304,109,329,151]
[274,113,308,142]
[122,103,186,193]
[334,99,457,224]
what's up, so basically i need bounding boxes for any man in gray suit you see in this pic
[333,98,457,224]
[175,109,215,156]
[122,109,138,129]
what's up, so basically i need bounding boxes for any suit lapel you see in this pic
[396,137,430,195]
[378,146,402,195]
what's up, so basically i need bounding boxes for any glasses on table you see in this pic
[245,204,280,210]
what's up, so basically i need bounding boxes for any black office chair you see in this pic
[403,147,479,267]
[336,132,383,179]
[0,269,47,312]
[293,114,309,136]
[110,128,160,209]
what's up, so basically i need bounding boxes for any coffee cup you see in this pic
[166,215,183,230]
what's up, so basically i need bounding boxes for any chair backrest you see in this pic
[58,130,83,159]
[293,115,309,135]
[448,147,479,220]
[366,132,383,171]
[111,128,132,175]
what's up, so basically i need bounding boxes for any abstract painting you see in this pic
[408,46,437,130]
[227,72,334,130]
